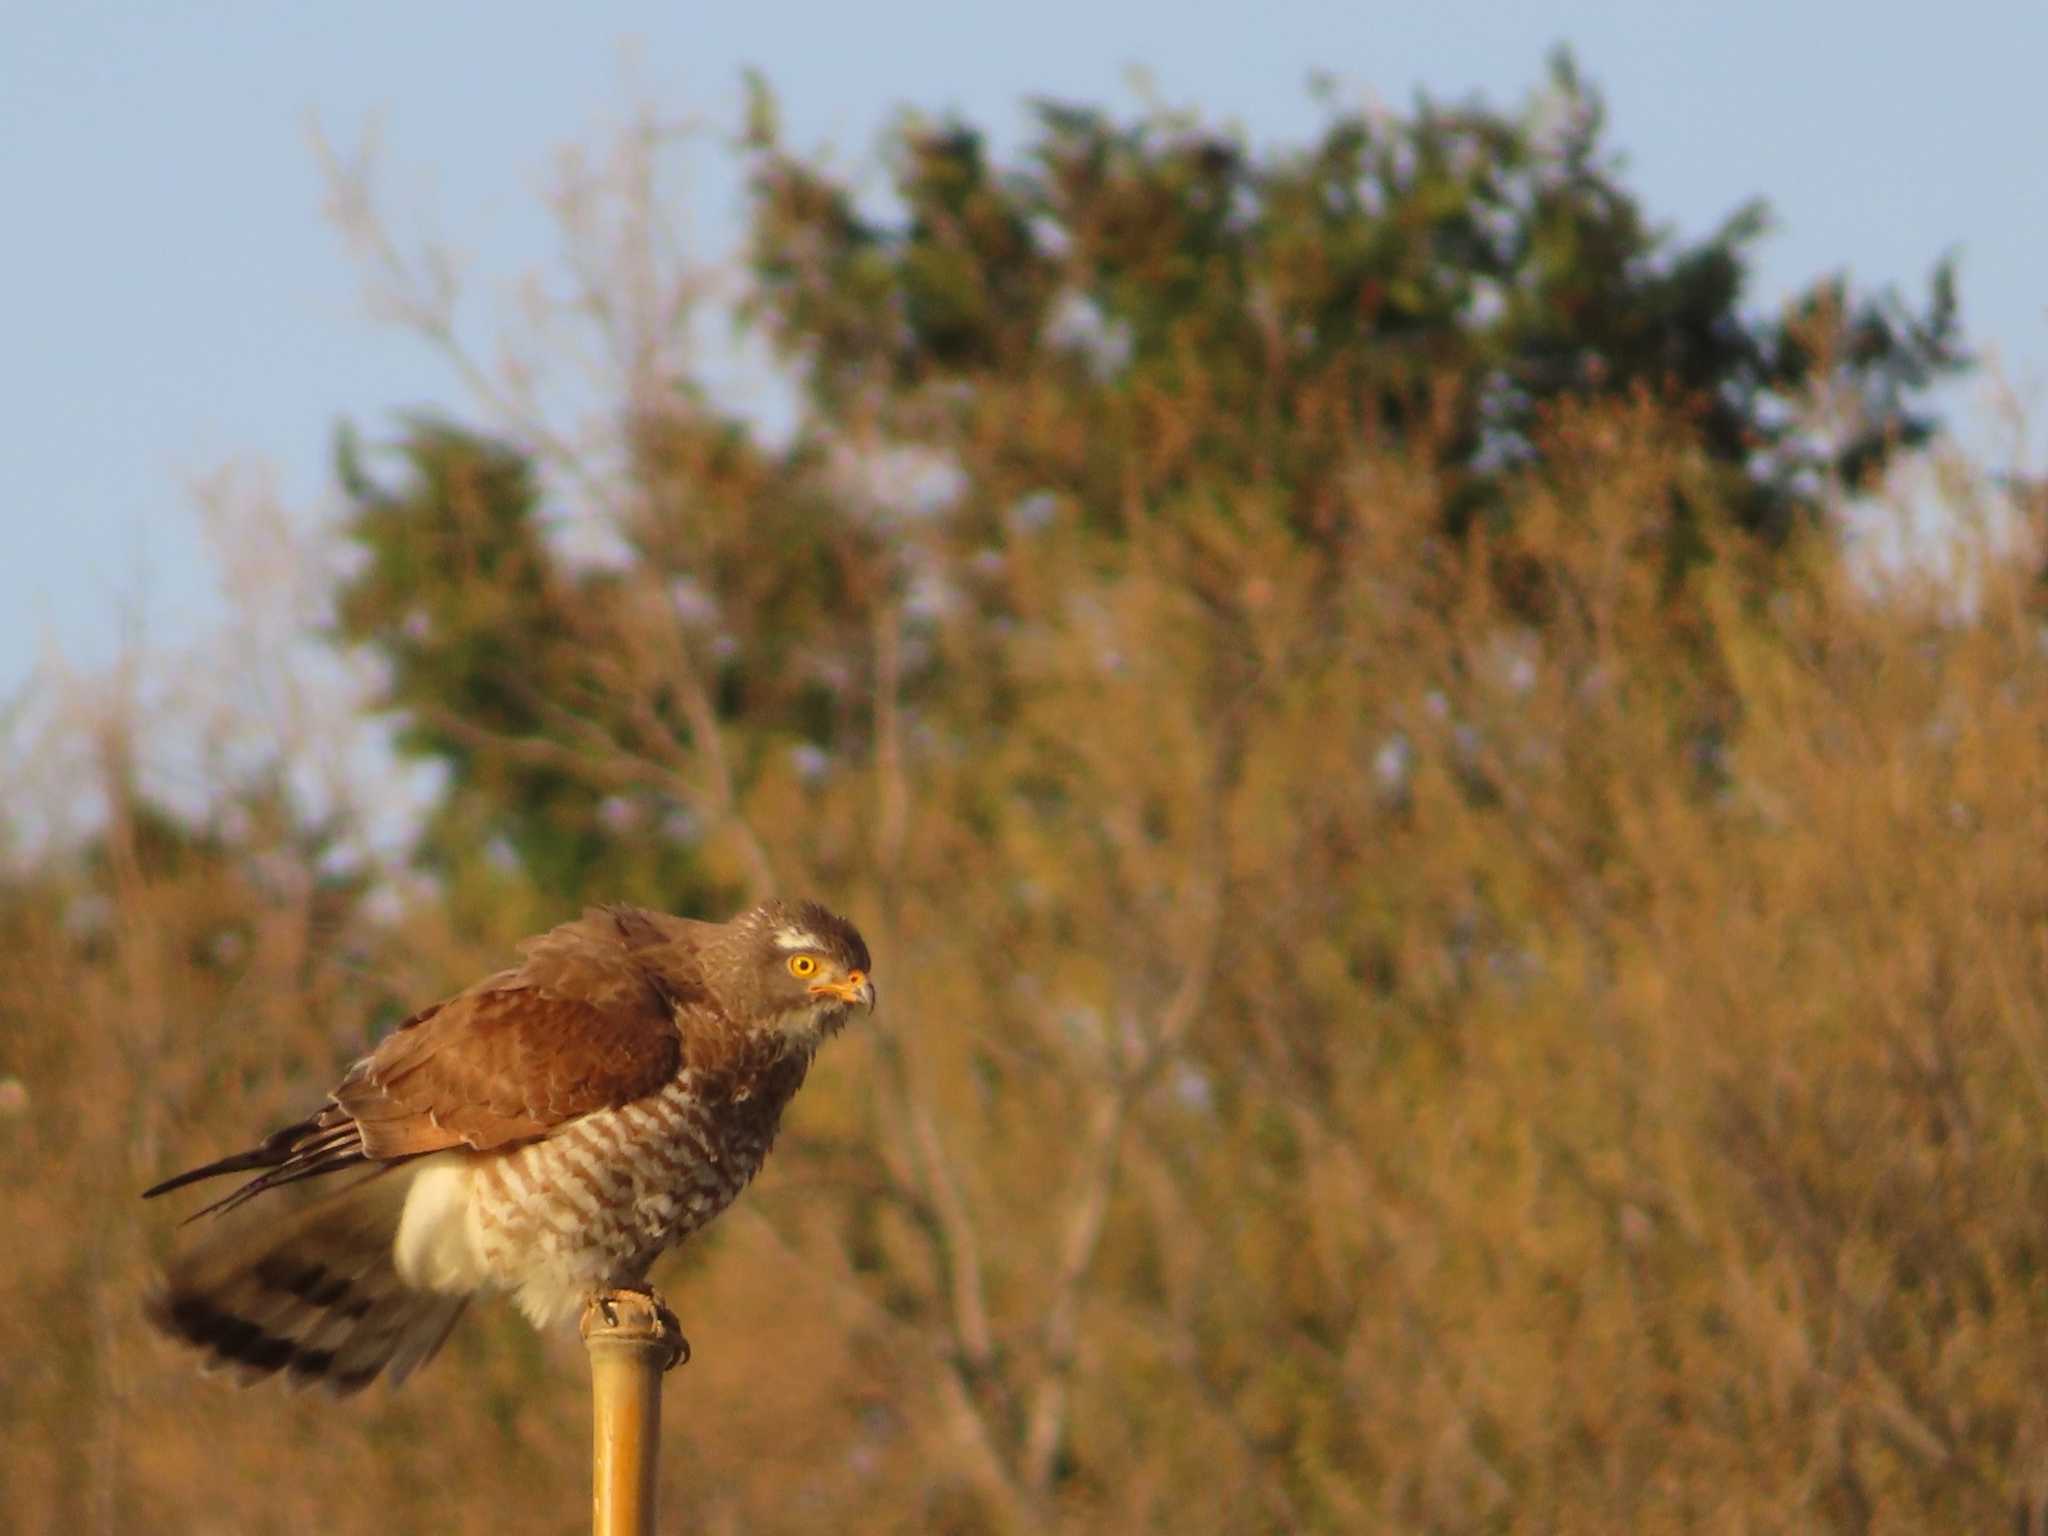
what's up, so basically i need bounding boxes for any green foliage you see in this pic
[744,53,1960,554]
[332,419,740,918]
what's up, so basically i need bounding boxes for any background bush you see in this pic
[6,62,2038,1535]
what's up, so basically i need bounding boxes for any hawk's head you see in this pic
[719,898,874,1043]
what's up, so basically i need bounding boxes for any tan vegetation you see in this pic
[2,71,2040,1535]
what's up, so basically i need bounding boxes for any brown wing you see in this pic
[144,906,707,1213]
[335,907,699,1157]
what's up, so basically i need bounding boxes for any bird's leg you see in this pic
[580,1283,690,1371]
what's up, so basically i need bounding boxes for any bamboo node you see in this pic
[580,1286,690,1371]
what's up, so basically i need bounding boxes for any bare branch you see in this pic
[1019,1090,1126,1494]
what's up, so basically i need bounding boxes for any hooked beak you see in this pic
[809,971,876,1013]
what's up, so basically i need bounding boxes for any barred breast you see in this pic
[468,1070,785,1326]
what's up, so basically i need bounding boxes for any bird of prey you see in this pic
[143,898,873,1395]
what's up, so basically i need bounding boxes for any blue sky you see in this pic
[4,0,2042,698]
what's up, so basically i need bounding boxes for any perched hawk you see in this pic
[143,898,873,1394]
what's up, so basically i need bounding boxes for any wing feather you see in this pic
[146,906,705,1208]
[335,910,697,1157]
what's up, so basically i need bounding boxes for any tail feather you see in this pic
[383,1295,469,1389]
[144,1165,469,1396]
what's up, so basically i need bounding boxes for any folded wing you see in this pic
[144,906,700,1216]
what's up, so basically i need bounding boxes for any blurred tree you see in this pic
[254,57,2045,1536]
[332,419,767,922]
[743,50,1961,560]
[332,56,1963,914]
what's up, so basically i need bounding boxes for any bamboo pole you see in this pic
[581,1289,689,1536]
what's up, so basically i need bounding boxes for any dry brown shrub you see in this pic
[2,116,2040,1536]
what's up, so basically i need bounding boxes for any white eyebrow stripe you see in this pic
[774,928,826,952]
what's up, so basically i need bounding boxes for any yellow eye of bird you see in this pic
[788,954,819,978]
